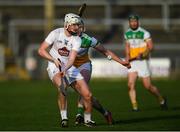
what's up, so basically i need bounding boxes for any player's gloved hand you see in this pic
[122,60,131,69]
[53,58,61,68]
[137,53,143,60]
[137,49,150,60]
[142,49,149,59]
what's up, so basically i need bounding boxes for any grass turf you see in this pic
[0,78,180,130]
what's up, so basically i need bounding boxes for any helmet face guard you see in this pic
[64,13,81,27]
[64,13,82,35]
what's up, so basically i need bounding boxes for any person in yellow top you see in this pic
[58,18,131,126]
[124,14,167,111]
[73,19,131,125]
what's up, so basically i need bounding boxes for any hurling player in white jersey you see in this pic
[38,13,95,127]
[124,14,167,111]
[72,19,131,125]
[56,18,131,126]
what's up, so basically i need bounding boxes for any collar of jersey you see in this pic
[130,27,140,32]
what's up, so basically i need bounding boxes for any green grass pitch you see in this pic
[0,78,180,131]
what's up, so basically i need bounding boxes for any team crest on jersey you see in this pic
[58,47,70,56]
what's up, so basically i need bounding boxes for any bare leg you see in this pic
[52,74,68,120]
[73,79,98,127]
[78,69,107,115]
[128,72,138,110]
[142,77,164,103]
[74,79,92,113]
[76,69,91,117]
[75,69,113,124]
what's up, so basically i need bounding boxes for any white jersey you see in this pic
[45,28,83,83]
[45,28,81,65]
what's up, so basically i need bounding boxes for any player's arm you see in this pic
[145,38,154,52]
[64,50,77,72]
[141,38,154,59]
[94,44,130,68]
[38,41,60,67]
[60,50,77,77]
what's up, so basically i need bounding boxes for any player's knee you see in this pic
[84,91,92,101]
[128,82,135,90]
[144,83,151,90]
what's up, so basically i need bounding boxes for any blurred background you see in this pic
[0,0,180,80]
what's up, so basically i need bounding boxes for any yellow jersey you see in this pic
[124,27,151,59]
[73,33,99,68]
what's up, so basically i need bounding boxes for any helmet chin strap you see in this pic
[67,29,78,36]
[65,24,78,36]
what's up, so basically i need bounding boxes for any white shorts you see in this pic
[128,60,151,77]
[78,62,92,73]
[47,61,83,84]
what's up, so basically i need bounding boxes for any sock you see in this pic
[84,112,91,123]
[92,97,106,115]
[77,107,84,116]
[159,96,164,104]
[60,110,67,120]
[104,110,109,116]
[132,102,138,110]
